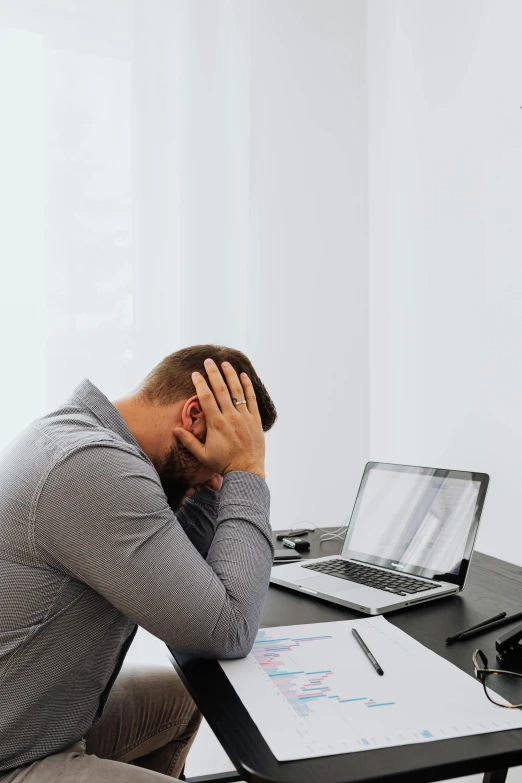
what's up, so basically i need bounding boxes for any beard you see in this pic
[157,440,201,512]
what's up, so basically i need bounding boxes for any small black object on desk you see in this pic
[273,549,302,563]
[496,621,522,661]
[282,537,310,552]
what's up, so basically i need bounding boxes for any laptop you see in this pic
[271,462,489,614]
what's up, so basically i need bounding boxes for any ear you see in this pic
[180,395,207,439]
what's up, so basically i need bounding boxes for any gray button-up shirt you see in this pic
[0,380,273,771]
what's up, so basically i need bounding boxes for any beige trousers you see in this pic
[0,664,202,782]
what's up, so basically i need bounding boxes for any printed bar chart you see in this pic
[253,630,395,717]
[253,632,334,716]
[220,616,522,761]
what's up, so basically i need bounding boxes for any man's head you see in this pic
[114,345,277,511]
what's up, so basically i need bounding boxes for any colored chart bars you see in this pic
[252,630,395,717]
[253,631,334,716]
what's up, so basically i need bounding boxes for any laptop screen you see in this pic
[341,463,489,585]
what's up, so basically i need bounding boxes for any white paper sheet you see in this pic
[219,616,522,761]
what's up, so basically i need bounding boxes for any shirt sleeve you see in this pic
[35,443,273,659]
[175,488,220,558]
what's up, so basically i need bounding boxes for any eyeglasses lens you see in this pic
[483,670,522,708]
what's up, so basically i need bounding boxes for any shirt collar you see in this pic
[69,378,143,452]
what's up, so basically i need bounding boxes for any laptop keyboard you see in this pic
[302,559,441,596]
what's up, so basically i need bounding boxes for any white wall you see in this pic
[0,0,369,532]
[368,0,522,563]
[248,0,369,528]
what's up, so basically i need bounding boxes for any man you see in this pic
[0,345,277,782]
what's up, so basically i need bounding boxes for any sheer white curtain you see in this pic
[0,0,251,441]
[0,0,369,529]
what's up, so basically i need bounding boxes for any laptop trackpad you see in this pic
[296,575,360,594]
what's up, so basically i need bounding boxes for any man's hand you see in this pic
[173,358,266,480]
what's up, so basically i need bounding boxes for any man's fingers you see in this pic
[221,362,248,412]
[204,359,235,412]
[173,427,206,462]
[191,371,220,419]
[240,373,260,419]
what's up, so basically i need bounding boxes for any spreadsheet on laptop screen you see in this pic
[344,469,481,574]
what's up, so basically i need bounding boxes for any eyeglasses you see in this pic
[473,649,522,708]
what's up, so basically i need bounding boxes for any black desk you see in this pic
[169,531,522,783]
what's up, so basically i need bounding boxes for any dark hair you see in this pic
[139,344,277,432]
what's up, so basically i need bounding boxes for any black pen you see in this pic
[455,611,522,643]
[276,530,309,540]
[446,612,506,645]
[352,628,384,676]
